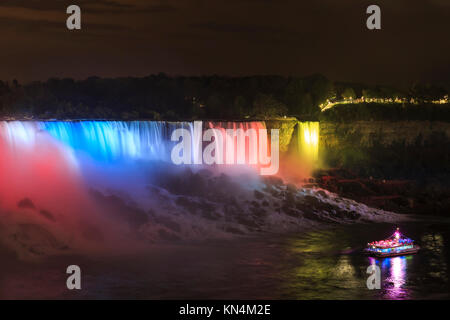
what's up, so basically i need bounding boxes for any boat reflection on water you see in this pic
[1,223,449,299]
[369,256,411,299]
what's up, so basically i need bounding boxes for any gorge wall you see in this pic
[318,121,450,178]
[316,120,450,215]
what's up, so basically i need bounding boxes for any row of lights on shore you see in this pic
[320,95,449,111]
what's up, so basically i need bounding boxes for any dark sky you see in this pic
[1,0,449,85]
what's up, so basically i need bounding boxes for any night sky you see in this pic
[1,0,449,85]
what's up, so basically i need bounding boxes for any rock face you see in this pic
[319,121,450,175]
[265,120,450,152]
[320,121,450,148]
[317,121,450,216]
[265,120,298,152]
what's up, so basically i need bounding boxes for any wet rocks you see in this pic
[90,190,149,228]
[17,198,36,210]
[38,210,56,222]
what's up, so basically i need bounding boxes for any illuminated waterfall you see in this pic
[206,121,267,164]
[38,121,191,162]
[0,121,40,149]
[1,120,319,166]
[297,122,319,164]
[0,120,325,256]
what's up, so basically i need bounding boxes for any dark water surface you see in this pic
[1,218,449,299]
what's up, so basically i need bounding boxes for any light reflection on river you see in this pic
[283,221,449,300]
[379,256,409,299]
[1,220,449,299]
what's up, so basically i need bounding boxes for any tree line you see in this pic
[0,74,448,120]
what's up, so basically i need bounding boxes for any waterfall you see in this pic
[3,119,398,259]
[206,121,267,166]
[296,121,320,164]
[0,121,40,149]
[1,120,319,165]
[38,121,192,162]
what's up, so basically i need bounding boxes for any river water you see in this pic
[1,218,449,300]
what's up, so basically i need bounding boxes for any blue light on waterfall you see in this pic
[39,121,176,162]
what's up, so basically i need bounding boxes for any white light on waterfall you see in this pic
[0,121,37,148]
[304,128,311,144]
[303,127,318,146]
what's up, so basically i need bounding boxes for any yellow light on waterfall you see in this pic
[303,126,318,147]
[304,128,311,144]
[311,128,318,146]
[298,122,319,164]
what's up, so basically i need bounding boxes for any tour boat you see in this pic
[364,228,420,257]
